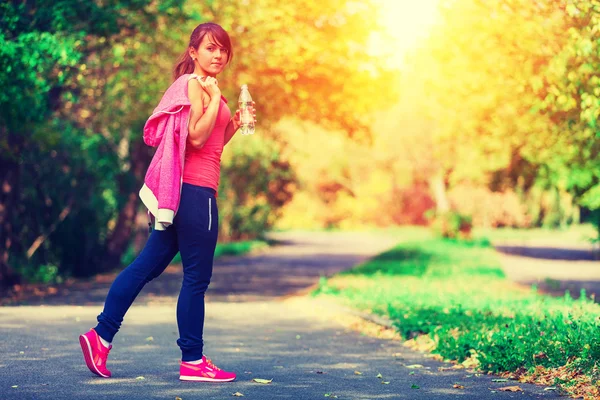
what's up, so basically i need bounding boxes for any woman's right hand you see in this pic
[197,76,221,99]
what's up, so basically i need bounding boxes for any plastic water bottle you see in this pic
[238,84,255,135]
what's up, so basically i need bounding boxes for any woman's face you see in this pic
[191,34,229,76]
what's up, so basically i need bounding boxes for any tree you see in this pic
[0,0,189,285]
[402,0,599,230]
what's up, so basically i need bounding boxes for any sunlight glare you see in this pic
[370,0,440,69]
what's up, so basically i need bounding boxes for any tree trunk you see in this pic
[102,139,151,271]
[429,171,450,214]
[0,130,22,289]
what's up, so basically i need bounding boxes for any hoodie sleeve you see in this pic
[154,115,182,224]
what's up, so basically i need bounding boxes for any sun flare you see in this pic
[370,0,440,68]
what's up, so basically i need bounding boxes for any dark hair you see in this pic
[173,22,233,81]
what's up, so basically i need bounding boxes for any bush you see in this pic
[218,136,296,241]
[448,185,530,228]
[429,210,473,239]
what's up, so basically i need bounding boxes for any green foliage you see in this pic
[405,0,600,234]
[316,237,600,383]
[0,0,189,282]
[192,0,398,135]
[219,137,296,241]
[428,211,473,240]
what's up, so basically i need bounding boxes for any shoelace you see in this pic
[204,357,221,371]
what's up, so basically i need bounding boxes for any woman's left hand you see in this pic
[232,101,257,131]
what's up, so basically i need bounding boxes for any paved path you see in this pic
[0,232,562,399]
[494,240,600,299]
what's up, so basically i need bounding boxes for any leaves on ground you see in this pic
[498,386,523,392]
[439,365,464,371]
[492,378,508,382]
[411,384,420,389]
[252,378,273,384]
[382,381,390,384]
[145,336,154,341]
[11,385,18,388]
[453,384,465,389]
[232,392,244,397]
[354,370,362,375]
[135,376,145,380]
[324,394,338,398]
[406,364,424,369]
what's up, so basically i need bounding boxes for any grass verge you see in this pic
[314,237,600,399]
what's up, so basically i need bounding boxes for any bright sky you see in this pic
[370,0,441,69]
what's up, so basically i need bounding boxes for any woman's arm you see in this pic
[187,77,221,148]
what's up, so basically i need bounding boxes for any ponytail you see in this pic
[173,49,195,81]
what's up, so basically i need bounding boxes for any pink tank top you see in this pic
[182,95,230,191]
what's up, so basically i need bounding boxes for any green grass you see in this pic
[315,237,600,378]
[474,223,598,246]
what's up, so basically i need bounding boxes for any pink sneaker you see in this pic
[179,356,236,382]
[79,328,112,378]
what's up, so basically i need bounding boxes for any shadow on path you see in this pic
[495,245,598,261]
[2,231,400,306]
[495,242,600,300]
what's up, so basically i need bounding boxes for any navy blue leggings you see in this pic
[94,183,219,361]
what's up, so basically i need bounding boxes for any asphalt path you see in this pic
[0,232,562,399]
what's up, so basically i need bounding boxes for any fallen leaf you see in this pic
[376,373,383,379]
[11,385,18,388]
[453,384,465,389]
[491,379,508,382]
[19,351,24,354]
[498,386,523,392]
[354,371,362,375]
[411,384,420,389]
[439,365,464,371]
[324,394,338,398]
[145,336,154,341]
[176,397,182,400]
[232,392,244,397]
[409,372,415,375]
[135,376,145,380]
[406,364,424,369]
[252,378,273,384]
[296,335,301,340]
[382,381,390,384]
[544,387,558,391]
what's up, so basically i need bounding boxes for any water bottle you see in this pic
[238,84,255,135]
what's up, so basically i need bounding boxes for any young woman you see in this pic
[79,22,255,382]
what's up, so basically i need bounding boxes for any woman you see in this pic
[79,22,255,382]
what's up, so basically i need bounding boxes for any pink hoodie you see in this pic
[139,74,194,230]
